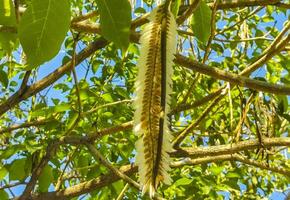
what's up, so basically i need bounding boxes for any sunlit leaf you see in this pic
[191,1,212,44]
[0,0,17,53]
[19,0,71,68]
[38,165,53,192]
[96,0,131,50]
[9,158,27,181]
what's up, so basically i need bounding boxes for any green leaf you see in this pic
[67,112,79,130]
[96,0,131,50]
[19,0,71,68]
[0,190,9,200]
[0,166,8,180]
[191,1,212,44]
[0,0,17,53]
[174,177,193,187]
[102,93,114,103]
[38,164,53,192]
[0,0,16,25]
[0,145,24,160]
[0,70,8,88]
[171,0,181,17]
[210,165,224,175]
[226,172,242,178]
[134,7,146,15]
[77,154,89,176]
[112,180,124,195]
[9,158,26,181]
[53,103,71,112]
[102,111,113,118]
[277,95,288,114]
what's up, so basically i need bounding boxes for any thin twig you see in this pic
[85,143,140,188]
[0,119,50,134]
[173,92,226,148]
[203,0,218,63]
[83,99,133,116]
[0,181,26,190]
[116,183,129,200]
[71,11,98,23]
[55,147,79,191]
[176,0,201,25]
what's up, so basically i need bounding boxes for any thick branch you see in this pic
[17,142,59,200]
[233,154,290,177]
[175,54,290,95]
[0,119,49,134]
[172,137,290,158]
[172,154,290,177]
[209,0,281,9]
[0,39,108,117]
[31,165,138,200]
[30,136,290,200]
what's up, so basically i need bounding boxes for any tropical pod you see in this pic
[133,5,177,198]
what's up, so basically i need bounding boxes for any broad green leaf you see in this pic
[226,172,242,178]
[103,111,113,118]
[277,95,288,114]
[38,164,53,192]
[0,69,8,88]
[191,0,212,44]
[174,177,193,187]
[134,7,146,15]
[96,0,131,50]
[210,165,224,175]
[9,158,26,181]
[0,166,8,180]
[171,0,181,17]
[0,0,16,25]
[53,103,71,112]
[67,112,79,130]
[0,145,24,160]
[19,0,71,68]
[112,180,124,195]
[0,190,9,200]
[102,93,114,103]
[77,154,89,176]
[0,0,17,53]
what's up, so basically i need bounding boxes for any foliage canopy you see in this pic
[0,0,289,199]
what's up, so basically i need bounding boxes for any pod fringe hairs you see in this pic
[133,4,177,198]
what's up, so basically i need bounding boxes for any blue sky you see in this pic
[2,1,290,199]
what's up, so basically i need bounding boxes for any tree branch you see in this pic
[240,21,290,76]
[176,0,201,25]
[172,137,290,158]
[209,0,282,9]
[86,143,139,188]
[16,142,59,200]
[172,93,225,148]
[31,165,138,200]
[233,154,290,177]
[172,153,290,177]
[175,54,290,95]
[170,87,224,114]
[0,39,108,117]
[0,119,49,134]
[29,136,290,200]
[71,11,98,23]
